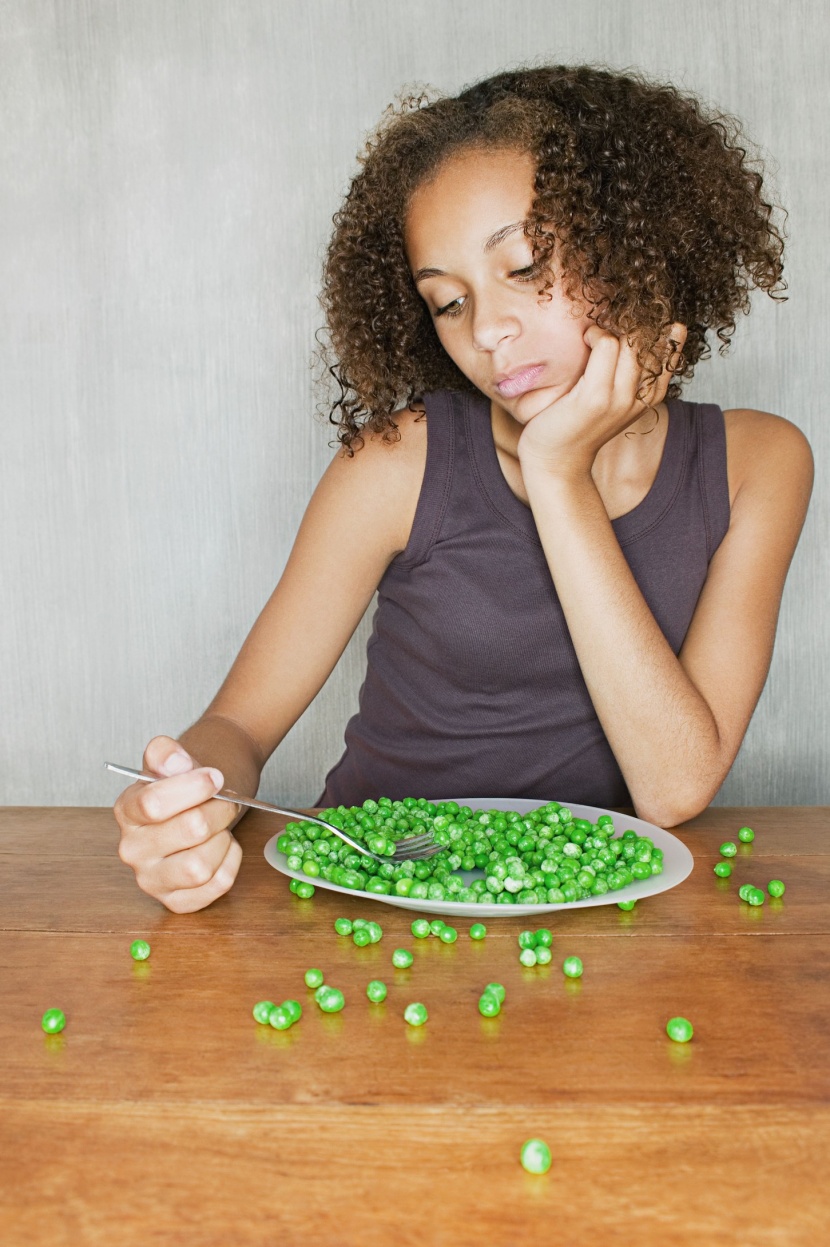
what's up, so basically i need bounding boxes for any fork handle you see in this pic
[103,762,321,823]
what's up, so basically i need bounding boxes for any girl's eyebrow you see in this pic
[412,220,526,284]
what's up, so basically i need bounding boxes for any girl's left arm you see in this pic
[521,410,813,827]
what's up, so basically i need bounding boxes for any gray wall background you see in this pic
[2,0,827,807]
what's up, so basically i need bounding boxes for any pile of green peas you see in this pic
[517,929,553,967]
[334,917,383,946]
[252,998,303,1031]
[410,918,458,943]
[277,798,662,906]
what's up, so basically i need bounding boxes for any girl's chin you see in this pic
[498,383,564,422]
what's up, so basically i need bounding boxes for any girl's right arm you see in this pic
[114,409,426,912]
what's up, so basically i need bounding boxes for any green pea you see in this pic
[767,879,785,897]
[411,918,430,938]
[314,984,330,1003]
[366,921,383,943]
[469,923,487,940]
[429,919,446,936]
[719,842,737,858]
[738,826,755,843]
[617,899,637,911]
[41,1008,66,1035]
[304,968,324,989]
[534,946,552,966]
[352,919,368,930]
[268,1005,292,1031]
[404,1002,428,1026]
[666,1016,694,1043]
[520,1138,552,1175]
[334,918,353,935]
[714,861,732,878]
[534,928,553,948]
[747,888,765,906]
[392,948,414,968]
[562,956,583,979]
[130,939,151,961]
[366,980,387,1003]
[318,987,345,1013]
[295,881,315,899]
[282,999,302,1024]
[353,928,371,947]
[478,992,500,1017]
[518,930,536,950]
[519,948,537,967]
[252,1000,275,1024]
[738,885,755,902]
[485,982,506,1004]
[438,926,457,944]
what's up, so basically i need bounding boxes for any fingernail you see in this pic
[160,750,192,775]
[207,768,224,790]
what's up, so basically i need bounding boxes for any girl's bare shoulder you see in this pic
[723,407,814,513]
[322,403,428,554]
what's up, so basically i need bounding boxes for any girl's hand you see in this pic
[114,735,243,913]
[517,322,687,477]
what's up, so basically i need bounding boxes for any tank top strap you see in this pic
[691,399,731,560]
[393,390,459,568]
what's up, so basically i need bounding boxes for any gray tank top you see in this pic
[319,387,730,809]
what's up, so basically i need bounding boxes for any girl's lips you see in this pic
[495,364,545,398]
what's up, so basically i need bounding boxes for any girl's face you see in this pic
[404,146,594,422]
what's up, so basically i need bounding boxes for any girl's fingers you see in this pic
[119,792,235,870]
[147,827,237,896]
[116,766,224,830]
[161,836,244,914]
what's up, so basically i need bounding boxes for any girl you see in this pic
[114,64,813,913]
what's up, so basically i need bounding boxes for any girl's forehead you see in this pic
[404,147,536,255]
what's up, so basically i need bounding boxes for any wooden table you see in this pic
[1,805,828,1246]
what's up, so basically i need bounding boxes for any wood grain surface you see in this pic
[1,805,828,1246]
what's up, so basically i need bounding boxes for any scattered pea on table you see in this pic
[404,1002,428,1027]
[666,1016,694,1043]
[353,928,371,947]
[41,1008,66,1035]
[252,1000,275,1024]
[334,918,353,935]
[714,861,732,878]
[304,968,324,989]
[719,842,738,858]
[520,1138,552,1175]
[485,982,506,1004]
[535,946,552,966]
[429,920,445,937]
[392,949,414,968]
[130,939,151,961]
[294,882,315,899]
[617,900,637,911]
[469,923,487,940]
[519,948,538,967]
[411,919,431,939]
[562,956,583,979]
[738,885,755,902]
[478,991,500,1017]
[747,888,765,906]
[316,987,345,1013]
[268,1005,292,1031]
[768,879,785,897]
[282,1000,302,1024]
[366,980,387,1003]
[438,925,457,944]
[738,826,755,843]
[366,922,383,943]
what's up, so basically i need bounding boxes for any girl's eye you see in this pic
[434,297,465,319]
[510,264,540,280]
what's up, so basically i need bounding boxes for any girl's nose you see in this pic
[470,292,520,353]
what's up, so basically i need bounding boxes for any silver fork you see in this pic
[104,762,446,863]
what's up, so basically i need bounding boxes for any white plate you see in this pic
[263,797,694,918]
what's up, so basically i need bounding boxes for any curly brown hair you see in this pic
[318,63,787,452]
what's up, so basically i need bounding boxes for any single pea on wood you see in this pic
[520,1138,552,1175]
[334,918,353,935]
[714,861,732,878]
[738,826,755,843]
[469,923,487,940]
[304,968,324,989]
[392,948,414,968]
[562,956,583,979]
[41,1008,66,1034]
[130,939,151,961]
[366,980,387,1003]
[666,1016,694,1043]
[404,1002,428,1027]
[316,986,345,1013]
[767,879,785,897]
[411,919,430,938]
[719,842,737,858]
